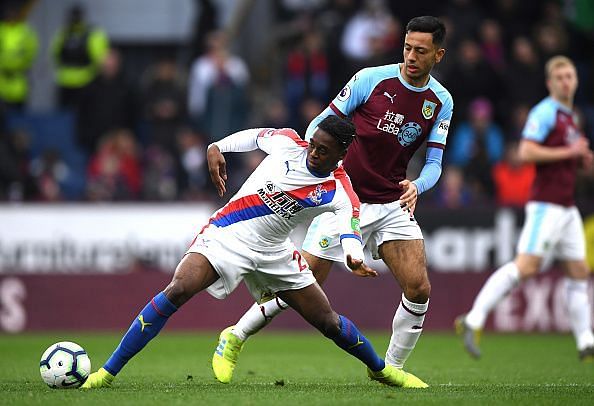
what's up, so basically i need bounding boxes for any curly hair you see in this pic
[317,116,357,149]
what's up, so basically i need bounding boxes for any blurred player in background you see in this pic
[214,16,453,385]
[81,116,426,389]
[456,56,594,362]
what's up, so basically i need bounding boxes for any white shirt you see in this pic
[209,128,364,265]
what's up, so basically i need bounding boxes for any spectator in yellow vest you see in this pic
[0,3,38,109]
[51,4,109,109]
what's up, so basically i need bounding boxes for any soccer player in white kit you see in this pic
[81,116,426,389]
[456,56,594,361]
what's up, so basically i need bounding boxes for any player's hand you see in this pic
[398,179,418,216]
[207,144,227,197]
[569,137,590,159]
[346,254,378,277]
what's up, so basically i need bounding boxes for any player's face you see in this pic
[307,129,346,174]
[402,31,445,86]
[547,64,578,102]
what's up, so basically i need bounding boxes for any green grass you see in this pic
[1,331,593,405]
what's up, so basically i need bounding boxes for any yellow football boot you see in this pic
[212,326,245,383]
[80,367,114,389]
[368,364,428,388]
[455,314,482,359]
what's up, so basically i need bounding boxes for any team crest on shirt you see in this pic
[337,85,351,101]
[398,122,422,146]
[422,99,437,119]
[307,184,327,205]
[566,125,581,144]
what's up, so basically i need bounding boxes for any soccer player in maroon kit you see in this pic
[457,56,594,361]
[213,16,453,386]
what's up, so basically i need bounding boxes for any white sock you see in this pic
[385,294,428,368]
[566,278,594,350]
[232,297,289,341]
[465,262,520,330]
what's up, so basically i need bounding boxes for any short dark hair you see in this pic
[317,116,356,149]
[406,16,446,47]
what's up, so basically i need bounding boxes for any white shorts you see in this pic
[302,200,424,262]
[517,201,586,268]
[186,227,316,303]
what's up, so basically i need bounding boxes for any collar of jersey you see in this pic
[548,96,573,114]
[396,63,432,93]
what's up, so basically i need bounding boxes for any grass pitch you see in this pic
[1,331,593,405]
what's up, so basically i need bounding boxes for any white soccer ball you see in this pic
[39,341,91,389]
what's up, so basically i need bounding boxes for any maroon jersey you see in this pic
[522,97,582,206]
[327,64,453,203]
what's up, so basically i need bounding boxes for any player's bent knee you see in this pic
[163,278,193,307]
[515,255,541,279]
[164,266,204,307]
[315,312,341,338]
[404,279,431,304]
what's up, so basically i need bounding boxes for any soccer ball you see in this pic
[39,341,91,388]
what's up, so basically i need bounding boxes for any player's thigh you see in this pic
[186,229,254,300]
[245,246,316,303]
[364,201,422,259]
[378,239,429,296]
[517,203,583,277]
[556,207,587,271]
[165,253,220,307]
[302,250,334,285]
[517,202,564,260]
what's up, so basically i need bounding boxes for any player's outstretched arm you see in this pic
[207,128,262,196]
[207,144,227,197]
[305,106,335,141]
[518,137,591,164]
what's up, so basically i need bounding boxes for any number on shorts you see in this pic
[293,250,307,272]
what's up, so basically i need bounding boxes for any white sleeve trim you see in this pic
[340,237,365,271]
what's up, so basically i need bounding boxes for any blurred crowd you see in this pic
[0,0,593,206]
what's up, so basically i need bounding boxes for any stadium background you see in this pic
[1,0,594,335]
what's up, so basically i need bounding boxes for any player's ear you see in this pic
[435,48,445,64]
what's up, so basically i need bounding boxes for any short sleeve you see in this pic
[330,68,375,117]
[427,93,453,147]
[522,103,556,143]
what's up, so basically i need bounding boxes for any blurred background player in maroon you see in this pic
[457,56,594,362]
